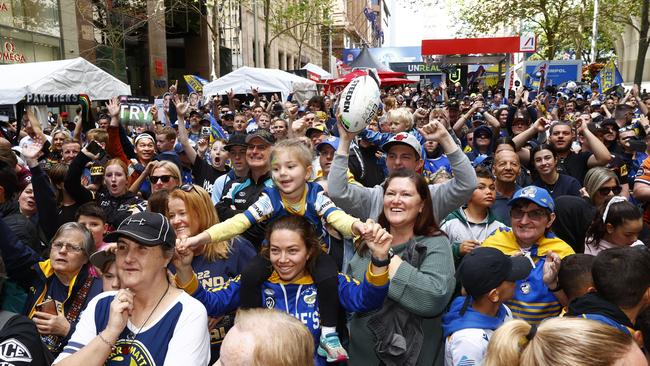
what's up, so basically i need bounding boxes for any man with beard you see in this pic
[548,122,611,184]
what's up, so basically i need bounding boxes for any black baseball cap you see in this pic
[225,133,248,151]
[189,110,202,118]
[457,247,532,298]
[245,129,276,145]
[104,212,176,248]
[90,249,115,271]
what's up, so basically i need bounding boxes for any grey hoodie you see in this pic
[328,148,477,223]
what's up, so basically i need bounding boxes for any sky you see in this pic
[384,0,459,47]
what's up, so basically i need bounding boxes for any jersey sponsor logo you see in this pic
[0,338,32,363]
[108,339,155,365]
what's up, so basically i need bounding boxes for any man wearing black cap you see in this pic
[216,129,275,249]
[442,247,532,366]
[211,133,250,204]
[188,111,203,143]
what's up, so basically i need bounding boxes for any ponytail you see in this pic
[484,319,530,366]
[485,317,636,366]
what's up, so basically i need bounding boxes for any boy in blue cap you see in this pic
[442,247,531,366]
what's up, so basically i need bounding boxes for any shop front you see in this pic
[0,0,61,64]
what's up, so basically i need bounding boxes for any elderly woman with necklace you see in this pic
[53,212,210,366]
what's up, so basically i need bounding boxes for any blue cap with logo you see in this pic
[316,136,339,152]
[508,185,555,212]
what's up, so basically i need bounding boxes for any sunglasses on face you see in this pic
[598,186,622,195]
[150,175,174,183]
[510,208,548,221]
[476,134,490,139]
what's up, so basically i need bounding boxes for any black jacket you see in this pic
[0,200,43,253]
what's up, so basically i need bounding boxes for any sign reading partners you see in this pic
[119,96,153,126]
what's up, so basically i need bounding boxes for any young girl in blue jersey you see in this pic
[174,215,392,366]
[167,184,256,364]
[179,138,369,362]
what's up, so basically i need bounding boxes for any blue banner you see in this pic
[524,60,582,90]
[184,75,209,93]
[342,47,422,68]
[594,60,623,93]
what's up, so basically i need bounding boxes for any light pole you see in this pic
[591,0,599,62]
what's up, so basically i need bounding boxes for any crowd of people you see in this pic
[0,78,649,366]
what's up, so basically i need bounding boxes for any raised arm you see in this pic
[173,96,197,164]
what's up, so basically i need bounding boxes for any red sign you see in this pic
[421,36,536,55]
[155,59,164,76]
[1,41,26,63]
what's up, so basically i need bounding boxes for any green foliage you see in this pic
[453,0,639,61]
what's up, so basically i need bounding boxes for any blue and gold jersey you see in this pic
[482,228,574,325]
[182,265,389,366]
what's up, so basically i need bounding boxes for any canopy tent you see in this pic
[348,47,392,71]
[0,57,131,105]
[328,69,417,87]
[301,63,332,80]
[203,66,317,101]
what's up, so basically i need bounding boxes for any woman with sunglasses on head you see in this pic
[584,196,645,255]
[167,184,256,364]
[0,219,102,358]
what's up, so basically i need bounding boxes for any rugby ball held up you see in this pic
[340,74,381,133]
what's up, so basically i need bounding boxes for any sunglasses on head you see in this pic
[150,175,174,183]
[176,184,197,192]
[597,186,622,196]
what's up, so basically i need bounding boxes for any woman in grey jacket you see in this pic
[329,119,476,225]
[346,170,456,366]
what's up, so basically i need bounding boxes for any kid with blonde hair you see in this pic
[179,138,369,362]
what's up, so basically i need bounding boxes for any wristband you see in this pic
[548,282,562,292]
[371,248,394,267]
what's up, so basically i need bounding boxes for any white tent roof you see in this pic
[0,57,131,105]
[203,66,317,101]
[302,63,332,79]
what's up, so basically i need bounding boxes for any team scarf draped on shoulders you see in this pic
[482,227,574,259]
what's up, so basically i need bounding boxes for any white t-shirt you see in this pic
[444,306,513,366]
[54,290,210,366]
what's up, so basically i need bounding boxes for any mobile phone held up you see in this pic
[86,140,106,160]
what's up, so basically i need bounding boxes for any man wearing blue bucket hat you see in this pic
[481,185,574,325]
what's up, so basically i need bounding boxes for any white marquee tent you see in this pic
[0,57,131,105]
[202,66,317,101]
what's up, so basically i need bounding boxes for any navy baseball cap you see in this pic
[508,185,555,212]
[104,212,176,248]
[458,247,532,298]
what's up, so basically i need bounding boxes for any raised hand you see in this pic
[107,97,121,119]
[542,250,561,287]
[418,119,450,142]
[173,95,189,117]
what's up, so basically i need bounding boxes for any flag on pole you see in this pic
[207,113,228,143]
[594,60,623,93]
[184,75,209,93]
[532,61,549,92]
